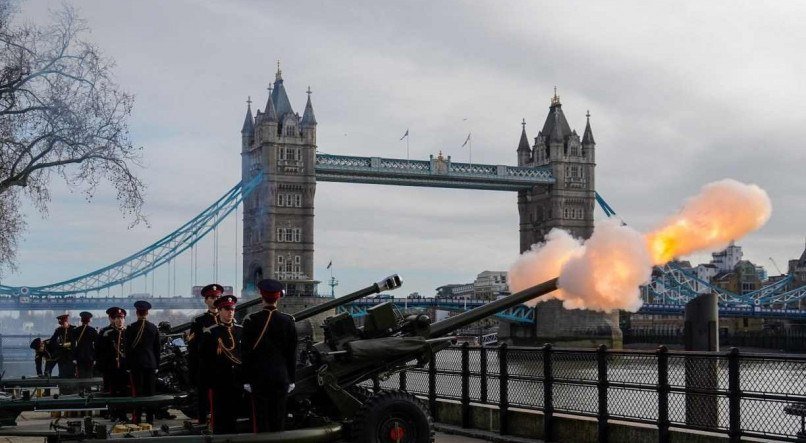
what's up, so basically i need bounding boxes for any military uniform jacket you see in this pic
[98,327,127,371]
[48,326,75,362]
[71,324,98,365]
[94,325,112,371]
[199,322,243,389]
[188,311,218,356]
[125,319,161,370]
[242,307,297,388]
[34,340,54,371]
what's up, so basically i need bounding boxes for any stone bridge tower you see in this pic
[509,90,622,348]
[240,67,319,297]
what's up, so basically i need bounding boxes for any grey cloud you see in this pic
[7,0,804,297]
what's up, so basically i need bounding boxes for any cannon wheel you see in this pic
[351,390,434,443]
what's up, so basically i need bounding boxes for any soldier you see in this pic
[72,312,98,378]
[99,307,128,422]
[199,295,243,434]
[29,338,56,377]
[188,283,222,425]
[95,309,116,393]
[242,279,297,433]
[125,300,160,425]
[48,314,76,378]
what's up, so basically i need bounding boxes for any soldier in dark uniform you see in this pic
[199,295,243,434]
[71,312,98,378]
[29,338,56,376]
[98,307,128,422]
[125,300,160,425]
[188,283,222,425]
[95,309,116,393]
[242,279,297,433]
[48,314,76,378]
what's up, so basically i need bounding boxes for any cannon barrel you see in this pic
[294,274,401,322]
[428,277,558,338]
[170,275,402,333]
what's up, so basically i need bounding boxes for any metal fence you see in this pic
[0,334,43,377]
[624,329,806,353]
[370,344,806,443]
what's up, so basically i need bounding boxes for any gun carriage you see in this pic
[0,275,560,443]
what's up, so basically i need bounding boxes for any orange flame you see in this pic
[508,179,772,313]
[646,179,772,265]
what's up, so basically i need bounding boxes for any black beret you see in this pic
[257,279,284,293]
[56,314,69,321]
[106,307,126,318]
[134,300,152,311]
[79,311,92,319]
[201,284,224,298]
[214,295,238,308]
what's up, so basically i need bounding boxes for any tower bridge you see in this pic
[240,68,603,346]
[1,68,805,345]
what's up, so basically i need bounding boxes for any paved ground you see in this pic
[0,411,494,442]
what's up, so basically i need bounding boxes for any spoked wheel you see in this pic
[351,390,434,443]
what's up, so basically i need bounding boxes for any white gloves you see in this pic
[242,384,291,393]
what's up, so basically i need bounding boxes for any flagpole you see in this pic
[407,132,410,160]
[469,134,472,166]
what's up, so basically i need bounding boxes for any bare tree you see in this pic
[0,2,145,275]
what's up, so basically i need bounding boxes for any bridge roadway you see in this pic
[2,296,805,320]
[315,153,554,191]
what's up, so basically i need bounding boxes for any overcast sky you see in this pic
[5,0,806,298]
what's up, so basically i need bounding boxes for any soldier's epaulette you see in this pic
[202,324,219,334]
[102,329,117,337]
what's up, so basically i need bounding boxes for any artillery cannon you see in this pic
[167,274,404,335]
[1,276,561,443]
[157,275,404,403]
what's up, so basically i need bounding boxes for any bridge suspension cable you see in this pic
[0,176,262,297]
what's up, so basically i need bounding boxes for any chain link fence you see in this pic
[367,343,806,442]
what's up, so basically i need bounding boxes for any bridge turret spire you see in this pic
[271,64,294,119]
[301,86,317,127]
[517,118,531,166]
[517,119,530,150]
[582,110,595,145]
[241,96,254,135]
[549,109,564,143]
[262,83,278,123]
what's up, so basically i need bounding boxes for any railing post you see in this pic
[597,344,609,443]
[499,343,509,436]
[399,369,407,392]
[728,347,741,443]
[657,345,670,443]
[461,342,471,428]
[480,345,488,404]
[543,343,554,441]
[428,353,437,420]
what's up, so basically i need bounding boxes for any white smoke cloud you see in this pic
[509,179,773,313]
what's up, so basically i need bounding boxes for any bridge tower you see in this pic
[509,90,622,348]
[240,67,319,296]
